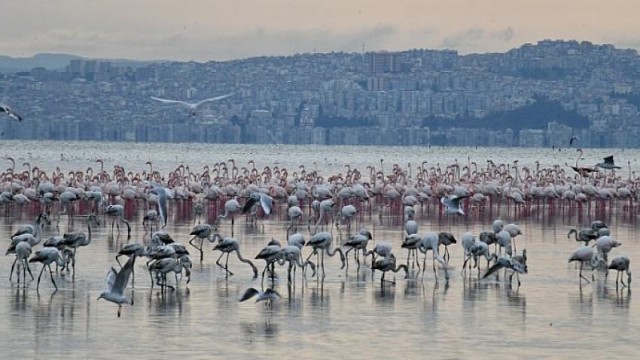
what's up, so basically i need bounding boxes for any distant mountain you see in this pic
[0,53,84,73]
[0,53,165,73]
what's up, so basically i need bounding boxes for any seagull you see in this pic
[242,192,273,216]
[150,92,234,116]
[0,104,22,121]
[239,287,280,306]
[569,135,580,146]
[596,155,621,170]
[97,255,135,317]
[440,194,471,215]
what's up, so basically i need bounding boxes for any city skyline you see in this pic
[1,0,639,62]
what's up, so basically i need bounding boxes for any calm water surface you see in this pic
[0,141,637,359]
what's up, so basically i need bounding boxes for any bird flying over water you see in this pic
[239,287,280,306]
[0,104,22,121]
[98,256,135,317]
[569,135,580,146]
[596,155,621,170]
[440,194,471,215]
[150,92,234,116]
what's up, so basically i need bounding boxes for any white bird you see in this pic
[0,103,22,121]
[150,92,234,116]
[98,256,135,317]
[239,287,280,306]
[440,194,470,215]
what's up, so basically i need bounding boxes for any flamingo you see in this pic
[606,256,631,288]
[149,255,192,292]
[567,228,597,246]
[342,229,372,271]
[98,256,135,317]
[189,224,218,262]
[255,239,282,285]
[61,215,95,276]
[217,198,242,235]
[212,237,258,278]
[106,204,131,238]
[594,236,622,262]
[418,232,449,283]
[277,245,316,283]
[29,247,65,291]
[9,241,33,284]
[305,231,345,277]
[438,231,457,263]
[371,253,408,286]
[568,246,606,284]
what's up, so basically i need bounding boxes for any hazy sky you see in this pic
[1,0,638,61]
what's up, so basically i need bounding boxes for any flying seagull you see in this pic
[440,194,471,215]
[97,255,135,317]
[239,287,281,306]
[0,104,22,121]
[150,92,234,116]
[569,135,580,146]
[596,155,621,170]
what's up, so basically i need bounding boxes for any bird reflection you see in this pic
[596,282,631,308]
[240,318,279,343]
[150,287,190,315]
[11,285,28,311]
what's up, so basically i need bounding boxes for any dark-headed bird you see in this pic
[0,103,22,121]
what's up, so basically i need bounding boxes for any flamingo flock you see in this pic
[1,155,635,317]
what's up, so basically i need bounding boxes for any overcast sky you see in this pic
[1,0,638,61]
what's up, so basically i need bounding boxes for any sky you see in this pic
[1,0,639,62]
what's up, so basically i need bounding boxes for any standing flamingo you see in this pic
[61,215,95,277]
[371,253,408,286]
[568,246,606,284]
[217,198,242,235]
[212,237,258,278]
[29,247,65,291]
[606,256,631,288]
[106,204,131,238]
[9,241,33,284]
[305,231,345,277]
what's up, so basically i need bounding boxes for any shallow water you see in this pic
[0,141,638,359]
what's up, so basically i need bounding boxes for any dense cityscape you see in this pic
[1,39,640,147]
